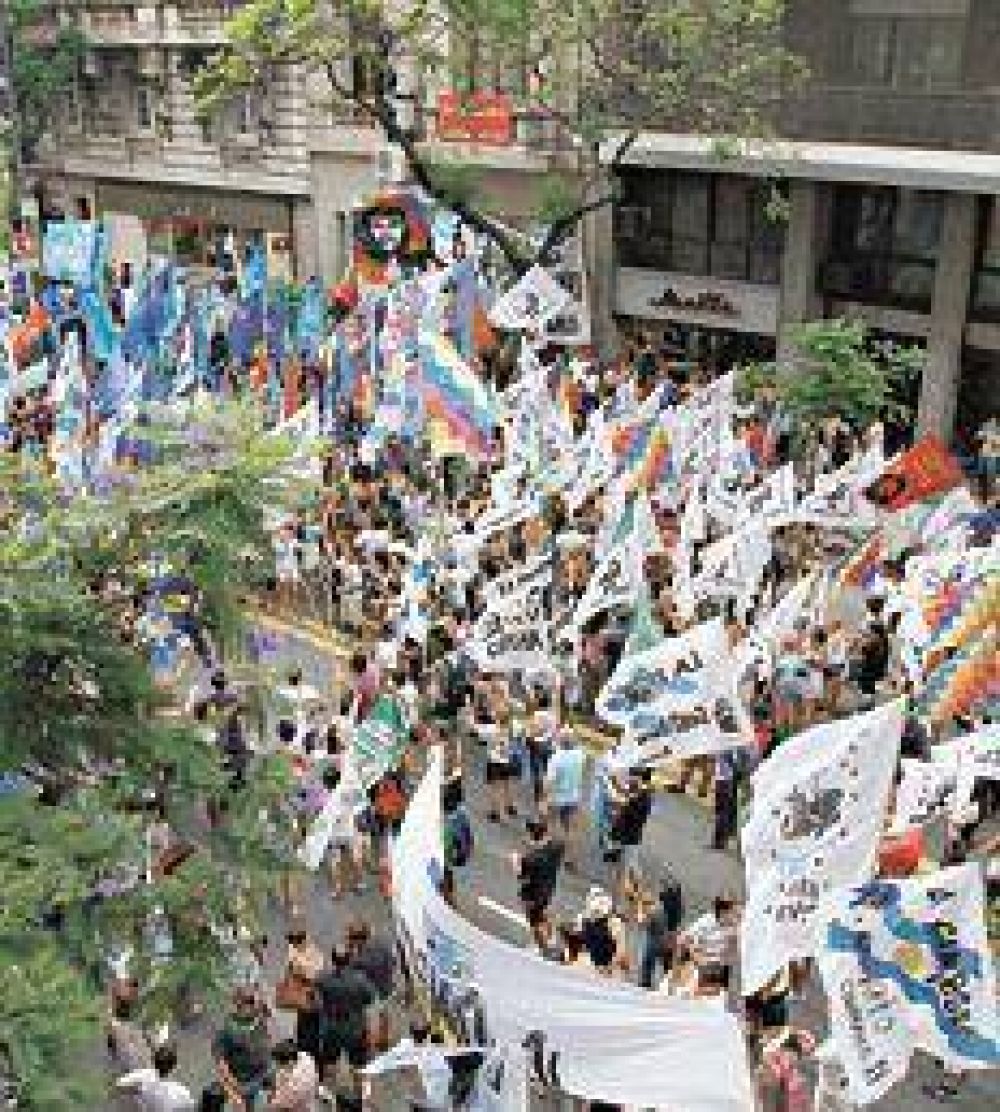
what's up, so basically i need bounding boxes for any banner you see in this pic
[565,410,614,512]
[890,753,959,834]
[818,864,1000,1105]
[740,573,818,671]
[864,436,963,512]
[565,539,643,639]
[392,752,755,1111]
[740,702,902,994]
[596,618,728,727]
[470,564,551,673]
[794,451,887,529]
[707,463,795,529]
[488,266,570,332]
[42,219,98,285]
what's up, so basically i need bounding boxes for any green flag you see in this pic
[353,696,408,786]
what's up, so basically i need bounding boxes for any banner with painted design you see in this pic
[794,450,887,529]
[818,864,1000,1105]
[391,751,756,1110]
[564,537,644,640]
[596,618,727,725]
[488,266,571,332]
[42,219,99,285]
[706,463,796,529]
[864,435,964,512]
[470,563,551,673]
[565,409,615,512]
[890,753,960,835]
[739,573,819,672]
[740,702,902,994]
[595,488,662,564]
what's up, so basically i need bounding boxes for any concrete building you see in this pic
[591,0,1000,436]
[28,1,575,288]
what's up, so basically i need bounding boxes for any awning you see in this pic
[600,133,1000,193]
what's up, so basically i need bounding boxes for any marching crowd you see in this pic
[125,330,994,1111]
[3,228,998,1111]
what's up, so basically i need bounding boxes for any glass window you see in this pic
[892,191,942,258]
[136,84,153,131]
[849,17,892,85]
[893,19,963,90]
[971,198,1000,320]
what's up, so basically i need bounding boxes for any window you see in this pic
[136,84,154,132]
[971,198,1000,321]
[845,16,964,89]
[614,170,784,284]
[823,185,941,311]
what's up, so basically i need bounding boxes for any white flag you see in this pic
[818,863,1000,1105]
[489,266,570,332]
[740,702,902,993]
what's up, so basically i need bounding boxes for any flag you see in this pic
[740,702,903,994]
[354,697,409,787]
[818,864,1000,1105]
[612,414,675,492]
[565,538,644,640]
[865,435,963,512]
[418,330,497,458]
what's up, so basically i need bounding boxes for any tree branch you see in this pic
[533,129,638,267]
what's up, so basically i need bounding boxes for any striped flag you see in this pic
[417,330,497,458]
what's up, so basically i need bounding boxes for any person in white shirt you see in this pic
[116,1044,195,1110]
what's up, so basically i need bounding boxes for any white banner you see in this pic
[793,451,886,529]
[596,618,728,726]
[818,863,1000,1105]
[707,463,795,529]
[890,753,959,835]
[470,565,551,673]
[489,266,571,332]
[391,753,755,1111]
[566,539,644,638]
[739,573,818,671]
[566,411,615,512]
[740,702,903,994]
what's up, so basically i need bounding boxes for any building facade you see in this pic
[29,2,575,287]
[591,0,1000,436]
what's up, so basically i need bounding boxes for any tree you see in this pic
[0,402,302,1108]
[195,0,803,274]
[1,0,86,212]
[738,317,925,444]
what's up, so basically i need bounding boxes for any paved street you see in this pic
[113,619,992,1112]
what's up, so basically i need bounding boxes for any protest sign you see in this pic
[740,702,902,994]
[864,435,963,512]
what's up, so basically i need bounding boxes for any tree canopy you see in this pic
[196,0,803,272]
[0,401,303,1108]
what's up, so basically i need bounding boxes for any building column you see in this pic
[917,193,976,440]
[292,200,318,281]
[777,180,820,363]
[584,174,616,359]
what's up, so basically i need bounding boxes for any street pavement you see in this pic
[102,621,996,1111]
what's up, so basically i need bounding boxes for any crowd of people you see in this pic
[3,209,998,1112]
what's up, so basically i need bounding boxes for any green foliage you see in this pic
[738,317,925,436]
[0,402,302,1108]
[8,0,86,152]
[196,0,804,269]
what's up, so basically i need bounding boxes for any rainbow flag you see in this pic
[612,416,673,491]
[418,331,496,458]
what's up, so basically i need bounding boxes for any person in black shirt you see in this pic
[514,819,564,942]
[609,771,653,912]
[315,945,375,1091]
[638,873,684,988]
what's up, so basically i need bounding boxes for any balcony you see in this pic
[781,87,1000,153]
[81,7,161,45]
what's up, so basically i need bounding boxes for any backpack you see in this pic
[445,808,474,867]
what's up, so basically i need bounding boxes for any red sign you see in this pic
[436,91,514,145]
